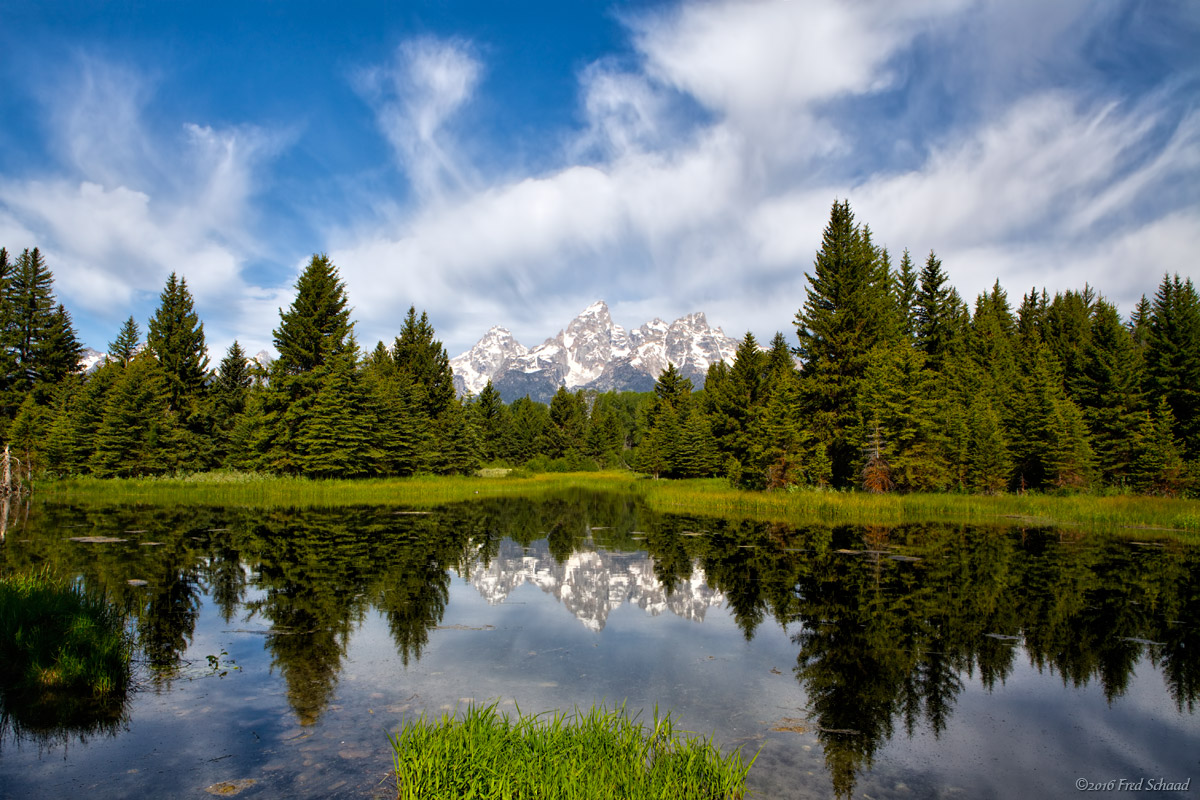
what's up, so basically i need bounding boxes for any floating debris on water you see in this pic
[204,779,257,796]
[771,718,809,733]
[69,536,126,544]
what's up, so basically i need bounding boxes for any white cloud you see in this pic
[357,37,483,200]
[0,56,286,357]
[328,4,1198,356]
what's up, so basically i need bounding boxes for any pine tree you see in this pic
[4,248,79,405]
[267,255,356,473]
[503,397,550,464]
[1075,300,1148,486]
[41,304,84,386]
[292,350,377,478]
[966,394,1011,494]
[209,340,253,463]
[1144,274,1200,459]
[968,281,1018,406]
[1130,398,1190,496]
[794,200,895,485]
[893,248,919,344]
[1043,287,1095,402]
[915,250,962,372]
[473,380,509,463]
[273,254,353,375]
[392,307,456,421]
[108,316,142,366]
[90,353,184,477]
[146,272,209,412]
[705,333,764,482]
[546,386,587,459]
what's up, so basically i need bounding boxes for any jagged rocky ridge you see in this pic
[451,300,739,403]
[469,538,725,632]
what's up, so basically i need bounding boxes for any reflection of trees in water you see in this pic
[5,496,1198,783]
[639,518,1200,800]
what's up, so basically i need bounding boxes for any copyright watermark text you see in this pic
[1076,778,1191,792]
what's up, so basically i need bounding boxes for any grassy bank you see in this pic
[388,702,755,800]
[0,568,131,699]
[31,470,1200,535]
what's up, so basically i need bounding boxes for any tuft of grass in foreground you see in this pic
[0,568,131,699]
[388,702,756,800]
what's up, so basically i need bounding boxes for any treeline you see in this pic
[2,199,1198,494]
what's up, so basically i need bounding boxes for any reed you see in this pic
[0,568,131,698]
[387,701,756,800]
[638,479,1200,535]
[31,471,1199,536]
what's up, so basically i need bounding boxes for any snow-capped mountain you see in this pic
[451,301,739,402]
[469,538,725,632]
[80,347,108,373]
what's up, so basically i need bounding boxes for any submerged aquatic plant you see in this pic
[388,701,757,799]
[0,568,132,698]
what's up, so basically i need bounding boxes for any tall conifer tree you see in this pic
[147,272,209,411]
[794,200,894,485]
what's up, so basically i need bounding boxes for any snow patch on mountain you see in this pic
[450,300,739,401]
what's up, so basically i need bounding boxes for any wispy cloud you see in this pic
[356,37,483,201]
[0,55,289,355]
[331,1,1197,354]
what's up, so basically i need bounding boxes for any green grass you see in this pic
[638,478,1200,536]
[0,568,131,698]
[31,470,1200,536]
[387,702,756,800]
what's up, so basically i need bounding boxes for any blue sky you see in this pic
[1,0,1197,361]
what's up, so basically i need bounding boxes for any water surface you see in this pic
[1,492,1196,798]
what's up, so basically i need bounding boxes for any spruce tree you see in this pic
[273,254,353,375]
[292,350,377,478]
[1144,274,1200,459]
[90,353,184,477]
[1076,300,1147,486]
[147,272,209,412]
[109,316,141,366]
[794,200,895,485]
[915,251,966,373]
[893,248,919,343]
[392,307,456,421]
[473,380,508,463]
[6,248,79,399]
[267,255,356,473]
[546,386,587,459]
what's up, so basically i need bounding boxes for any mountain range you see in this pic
[450,300,739,403]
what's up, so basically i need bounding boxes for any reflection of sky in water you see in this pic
[2,535,1197,799]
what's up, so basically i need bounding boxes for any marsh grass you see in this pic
[0,568,131,699]
[32,470,1200,536]
[387,702,756,800]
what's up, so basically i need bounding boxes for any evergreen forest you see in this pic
[2,200,1198,496]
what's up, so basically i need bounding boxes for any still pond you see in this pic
[0,490,1197,799]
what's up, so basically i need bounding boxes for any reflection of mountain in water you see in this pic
[470,539,725,632]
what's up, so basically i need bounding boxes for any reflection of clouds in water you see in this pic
[468,538,725,631]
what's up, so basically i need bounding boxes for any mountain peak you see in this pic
[450,301,738,401]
